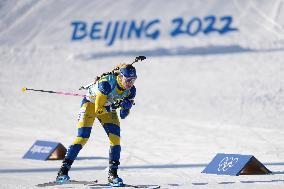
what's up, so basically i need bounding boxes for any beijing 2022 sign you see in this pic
[70,15,238,46]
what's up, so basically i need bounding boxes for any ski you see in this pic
[36,180,160,188]
[87,183,160,188]
[36,180,98,187]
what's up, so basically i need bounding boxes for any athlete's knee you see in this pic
[98,112,120,126]
[72,136,89,146]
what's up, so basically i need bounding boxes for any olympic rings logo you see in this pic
[218,157,239,172]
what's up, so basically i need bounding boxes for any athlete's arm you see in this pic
[95,81,111,115]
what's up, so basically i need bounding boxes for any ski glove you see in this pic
[120,99,133,110]
[120,109,130,119]
[105,99,133,113]
[119,99,133,119]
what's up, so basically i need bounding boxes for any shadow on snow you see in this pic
[0,161,284,174]
[75,45,284,60]
[0,163,207,173]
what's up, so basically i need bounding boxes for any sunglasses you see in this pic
[123,76,137,84]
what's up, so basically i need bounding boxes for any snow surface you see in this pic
[0,0,284,188]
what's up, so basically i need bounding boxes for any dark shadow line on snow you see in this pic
[0,163,207,174]
[75,45,284,60]
[192,182,209,186]
[264,162,284,166]
[76,156,108,160]
[272,171,284,175]
[1,162,284,174]
[240,179,284,184]
[193,180,284,186]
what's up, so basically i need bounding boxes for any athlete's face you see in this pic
[120,75,136,89]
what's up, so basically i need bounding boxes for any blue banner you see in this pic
[23,140,62,160]
[202,153,268,176]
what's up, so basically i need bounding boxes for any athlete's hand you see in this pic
[120,109,129,119]
[120,99,133,110]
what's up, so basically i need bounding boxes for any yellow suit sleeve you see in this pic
[95,91,109,115]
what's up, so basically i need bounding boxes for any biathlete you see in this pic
[56,63,137,186]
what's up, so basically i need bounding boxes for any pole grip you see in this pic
[21,87,27,93]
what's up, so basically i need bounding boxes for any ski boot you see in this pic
[108,160,123,186]
[56,159,73,183]
[108,168,123,186]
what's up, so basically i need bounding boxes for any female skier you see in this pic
[56,63,137,186]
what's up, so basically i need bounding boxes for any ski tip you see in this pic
[21,87,27,93]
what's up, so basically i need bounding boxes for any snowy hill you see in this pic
[1,0,283,50]
[0,0,284,188]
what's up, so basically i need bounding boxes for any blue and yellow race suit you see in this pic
[65,74,136,167]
